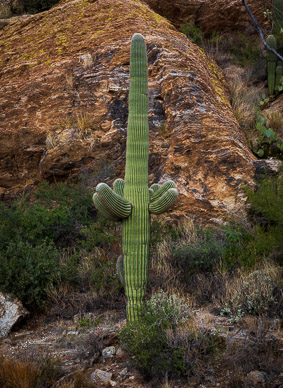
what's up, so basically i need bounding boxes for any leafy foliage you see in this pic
[120,291,218,379]
[221,263,282,322]
[180,23,204,46]
[0,240,60,308]
[254,104,283,159]
[0,181,120,309]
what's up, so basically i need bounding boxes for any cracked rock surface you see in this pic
[0,0,256,222]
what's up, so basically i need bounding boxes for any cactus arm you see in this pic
[150,180,176,202]
[92,193,121,221]
[113,178,125,197]
[149,188,179,214]
[150,183,161,192]
[96,183,132,219]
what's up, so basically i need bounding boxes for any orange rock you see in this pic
[0,0,256,222]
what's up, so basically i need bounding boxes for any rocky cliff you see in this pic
[0,0,256,222]
[142,0,271,34]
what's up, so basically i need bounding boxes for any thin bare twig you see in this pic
[242,0,283,62]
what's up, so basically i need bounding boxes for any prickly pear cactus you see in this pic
[92,33,178,321]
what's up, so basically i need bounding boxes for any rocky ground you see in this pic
[1,307,282,387]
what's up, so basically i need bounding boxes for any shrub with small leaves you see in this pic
[120,291,191,379]
[180,23,204,46]
[0,240,60,309]
[221,263,282,322]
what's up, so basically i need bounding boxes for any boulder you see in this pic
[0,0,256,222]
[0,292,29,337]
[90,369,113,383]
[142,0,271,34]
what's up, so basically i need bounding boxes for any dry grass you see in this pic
[160,375,175,388]
[226,71,262,136]
[266,111,283,134]
[150,217,198,296]
[0,356,62,388]
[0,358,38,388]
[56,110,96,136]
[75,111,93,135]
[57,371,97,388]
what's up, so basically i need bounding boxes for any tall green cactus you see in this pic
[267,34,278,95]
[92,33,178,321]
[273,0,283,37]
[267,0,283,94]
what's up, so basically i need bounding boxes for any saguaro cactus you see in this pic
[92,33,178,321]
[267,0,283,94]
[267,34,278,95]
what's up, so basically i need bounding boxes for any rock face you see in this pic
[0,292,29,337]
[0,0,256,222]
[142,0,271,34]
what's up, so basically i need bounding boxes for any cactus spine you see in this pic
[267,0,283,94]
[92,33,178,321]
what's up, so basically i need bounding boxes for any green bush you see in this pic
[171,172,283,275]
[230,33,261,67]
[180,23,204,46]
[246,172,283,227]
[0,181,118,308]
[172,229,225,274]
[0,182,94,249]
[120,291,190,379]
[221,263,282,322]
[120,291,219,379]
[0,240,60,309]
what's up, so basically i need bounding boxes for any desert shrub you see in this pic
[171,171,283,276]
[120,291,190,379]
[180,22,204,46]
[0,240,60,309]
[246,171,283,263]
[0,181,120,309]
[120,291,217,379]
[246,171,283,227]
[172,229,225,275]
[221,262,282,322]
[0,181,94,249]
[229,33,261,67]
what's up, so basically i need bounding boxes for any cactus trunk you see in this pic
[122,33,150,321]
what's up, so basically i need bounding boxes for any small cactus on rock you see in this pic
[92,34,178,321]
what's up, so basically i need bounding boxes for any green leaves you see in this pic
[254,112,282,159]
